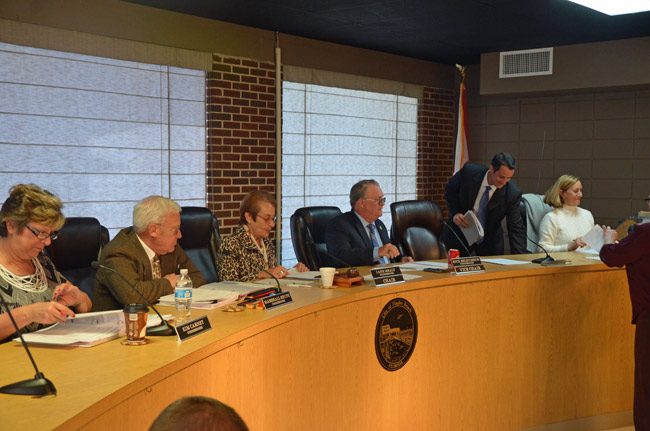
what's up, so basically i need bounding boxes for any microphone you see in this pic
[306,236,360,277]
[91,261,176,336]
[261,269,282,292]
[0,293,56,396]
[525,236,558,264]
[442,219,472,257]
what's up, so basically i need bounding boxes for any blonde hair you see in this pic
[0,184,65,236]
[543,175,580,208]
[133,196,181,233]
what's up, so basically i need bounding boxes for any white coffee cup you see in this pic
[319,267,336,288]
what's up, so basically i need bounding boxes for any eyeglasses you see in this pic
[156,224,181,235]
[364,196,387,205]
[25,224,58,241]
[257,214,277,223]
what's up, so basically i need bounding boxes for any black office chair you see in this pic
[45,217,110,300]
[390,199,447,260]
[179,207,221,283]
[402,226,446,260]
[290,206,342,270]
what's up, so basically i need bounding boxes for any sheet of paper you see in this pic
[481,258,529,266]
[575,247,599,255]
[582,225,605,251]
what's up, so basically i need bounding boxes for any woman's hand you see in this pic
[568,238,587,251]
[24,301,75,325]
[293,262,310,272]
[52,282,92,312]
[260,265,290,279]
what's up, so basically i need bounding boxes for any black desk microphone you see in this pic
[0,294,57,396]
[442,219,473,257]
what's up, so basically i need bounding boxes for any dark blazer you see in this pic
[93,227,205,311]
[442,163,527,256]
[325,211,394,267]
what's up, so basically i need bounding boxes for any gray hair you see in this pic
[133,196,181,233]
[349,179,379,207]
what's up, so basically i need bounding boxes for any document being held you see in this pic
[460,210,484,246]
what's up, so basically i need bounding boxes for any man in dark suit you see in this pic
[93,196,204,311]
[325,179,411,266]
[442,152,527,256]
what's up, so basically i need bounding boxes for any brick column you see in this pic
[206,55,277,236]
[417,87,456,216]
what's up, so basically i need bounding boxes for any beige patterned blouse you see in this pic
[217,225,277,282]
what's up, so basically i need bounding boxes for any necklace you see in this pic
[244,225,268,265]
[0,257,49,293]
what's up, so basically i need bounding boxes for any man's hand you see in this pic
[378,243,400,259]
[164,273,179,287]
[452,213,470,228]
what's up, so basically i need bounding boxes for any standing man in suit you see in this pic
[93,196,205,311]
[442,152,527,256]
[325,179,412,266]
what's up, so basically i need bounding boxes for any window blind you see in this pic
[0,42,205,237]
[281,81,417,266]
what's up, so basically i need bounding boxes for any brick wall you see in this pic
[417,87,456,216]
[206,59,457,234]
[206,55,277,236]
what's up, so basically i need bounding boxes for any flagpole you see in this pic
[453,64,469,173]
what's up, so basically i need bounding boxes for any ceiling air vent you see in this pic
[499,47,553,78]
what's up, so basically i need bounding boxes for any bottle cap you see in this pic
[180,268,188,275]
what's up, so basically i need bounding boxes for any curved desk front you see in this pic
[1,254,634,430]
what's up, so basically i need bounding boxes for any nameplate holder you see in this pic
[261,291,293,309]
[176,315,212,342]
[371,266,405,287]
[451,257,485,275]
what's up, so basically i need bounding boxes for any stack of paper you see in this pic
[158,281,263,310]
[460,210,484,246]
[17,310,124,347]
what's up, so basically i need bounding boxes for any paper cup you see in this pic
[319,267,336,288]
[123,303,148,345]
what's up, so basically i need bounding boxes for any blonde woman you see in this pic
[0,184,91,341]
[538,175,595,252]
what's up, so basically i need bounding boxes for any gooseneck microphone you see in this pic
[261,269,282,293]
[442,219,472,257]
[0,293,56,396]
[525,236,556,264]
[305,236,360,276]
[91,261,176,336]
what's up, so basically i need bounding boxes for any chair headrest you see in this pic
[292,206,342,243]
[390,199,443,239]
[179,207,218,250]
[46,217,104,270]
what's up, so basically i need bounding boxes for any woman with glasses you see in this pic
[0,184,91,341]
[218,191,309,282]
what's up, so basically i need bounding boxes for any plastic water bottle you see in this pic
[175,269,192,324]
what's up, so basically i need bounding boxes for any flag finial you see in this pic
[455,64,466,79]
